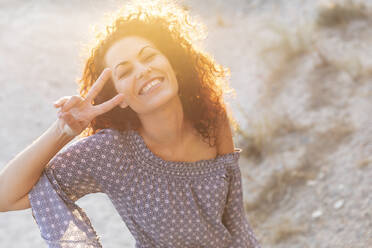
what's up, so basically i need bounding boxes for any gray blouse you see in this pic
[28,128,261,248]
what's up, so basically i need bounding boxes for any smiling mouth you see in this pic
[139,77,164,95]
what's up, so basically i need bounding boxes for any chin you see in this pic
[137,88,179,114]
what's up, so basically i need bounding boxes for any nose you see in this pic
[135,67,152,80]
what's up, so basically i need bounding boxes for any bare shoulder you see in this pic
[216,116,235,155]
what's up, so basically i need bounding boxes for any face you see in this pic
[104,36,179,114]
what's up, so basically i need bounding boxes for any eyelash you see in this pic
[144,53,155,61]
[119,54,156,78]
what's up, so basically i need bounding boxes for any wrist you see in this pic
[50,119,76,145]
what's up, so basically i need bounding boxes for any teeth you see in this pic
[140,78,162,95]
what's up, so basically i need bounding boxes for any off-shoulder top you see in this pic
[28,128,261,248]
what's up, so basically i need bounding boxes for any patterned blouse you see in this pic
[28,128,261,248]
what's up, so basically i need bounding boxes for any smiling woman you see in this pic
[103,35,180,115]
[0,0,261,247]
[78,0,238,149]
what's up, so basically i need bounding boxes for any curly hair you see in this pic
[77,0,238,147]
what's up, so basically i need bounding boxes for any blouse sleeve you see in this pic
[222,162,261,248]
[28,128,118,248]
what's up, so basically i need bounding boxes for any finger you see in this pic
[93,93,125,116]
[85,68,112,103]
[61,112,80,133]
[61,95,83,112]
[53,96,70,108]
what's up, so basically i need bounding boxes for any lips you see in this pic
[138,76,164,95]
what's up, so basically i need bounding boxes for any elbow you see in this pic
[0,203,9,212]
[0,193,31,212]
[0,180,8,212]
[0,193,10,212]
[0,196,12,212]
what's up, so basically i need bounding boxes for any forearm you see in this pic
[0,118,74,211]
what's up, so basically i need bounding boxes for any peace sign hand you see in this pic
[53,68,125,137]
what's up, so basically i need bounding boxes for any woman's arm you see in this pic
[4,192,31,211]
[27,128,120,247]
[0,69,124,213]
[222,163,261,248]
[217,115,261,247]
[0,118,74,212]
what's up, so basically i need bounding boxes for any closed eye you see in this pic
[118,68,132,78]
[144,53,156,62]
[117,54,156,79]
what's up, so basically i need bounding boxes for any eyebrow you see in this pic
[114,45,153,71]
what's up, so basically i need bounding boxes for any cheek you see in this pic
[156,56,173,72]
[160,60,176,79]
[166,64,178,83]
[114,78,137,97]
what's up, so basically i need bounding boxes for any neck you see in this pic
[136,95,191,149]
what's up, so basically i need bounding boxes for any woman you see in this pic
[0,0,261,247]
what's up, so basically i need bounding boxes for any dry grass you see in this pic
[314,44,369,82]
[259,22,314,69]
[256,1,372,105]
[304,120,355,162]
[307,39,370,109]
[235,108,306,163]
[356,158,371,168]
[268,216,307,244]
[257,22,315,102]
[181,3,190,11]
[328,56,364,81]
[242,120,354,224]
[216,15,225,27]
[216,14,232,27]
[316,0,369,28]
[244,155,319,224]
[237,5,363,241]
[313,1,372,81]
[306,59,342,110]
[355,67,372,86]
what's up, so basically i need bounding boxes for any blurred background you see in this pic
[0,0,371,247]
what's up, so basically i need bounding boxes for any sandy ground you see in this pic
[0,0,371,247]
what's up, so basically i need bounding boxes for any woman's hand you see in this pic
[53,68,125,137]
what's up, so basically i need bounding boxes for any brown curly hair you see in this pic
[77,0,238,147]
